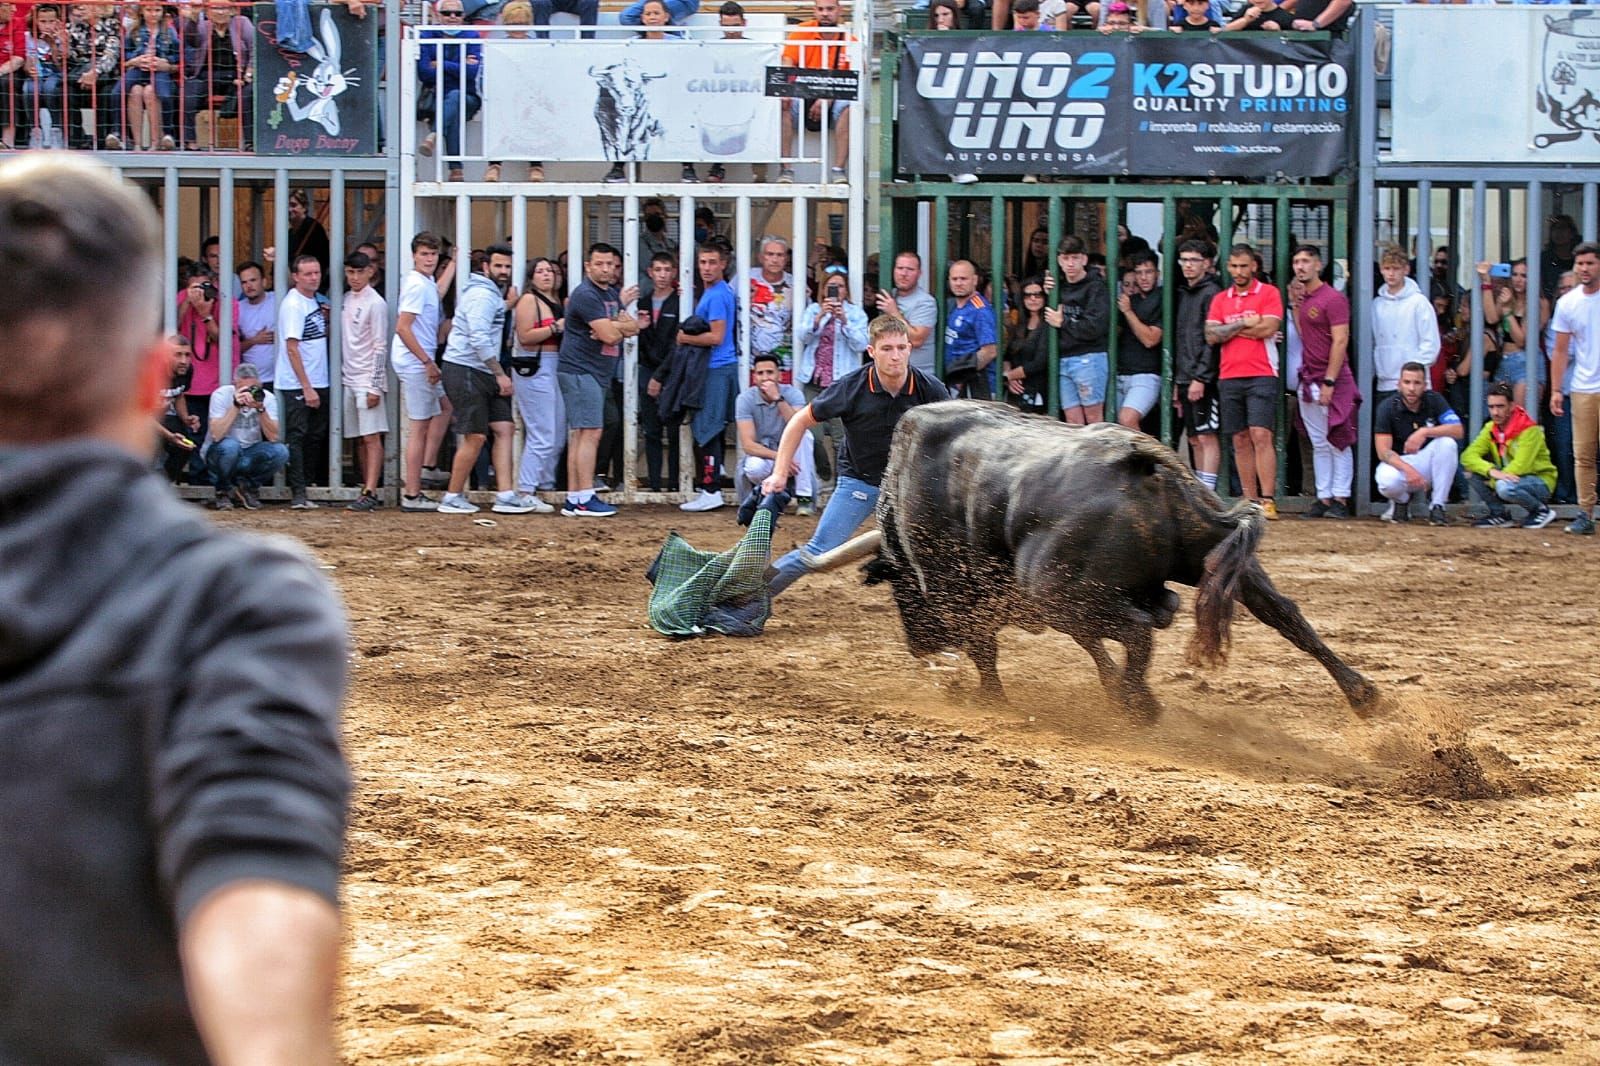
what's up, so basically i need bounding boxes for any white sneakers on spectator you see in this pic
[493,491,552,514]
[953,173,979,184]
[437,493,479,514]
[680,489,725,512]
[401,493,439,511]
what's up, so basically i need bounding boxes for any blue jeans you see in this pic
[531,0,600,37]
[1060,352,1109,410]
[618,0,696,22]
[274,0,315,51]
[1546,405,1575,504]
[1469,471,1550,518]
[768,474,878,596]
[438,88,481,159]
[207,439,289,492]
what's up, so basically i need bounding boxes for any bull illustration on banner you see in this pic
[1536,11,1600,149]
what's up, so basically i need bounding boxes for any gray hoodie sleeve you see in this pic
[152,538,351,924]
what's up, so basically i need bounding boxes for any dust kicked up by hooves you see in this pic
[1369,693,1532,800]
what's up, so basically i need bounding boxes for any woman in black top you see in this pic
[1002,276,1051,414]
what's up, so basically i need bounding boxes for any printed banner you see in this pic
[896,34,1351,178]
[482,40,781,162]
[765,65,860,100]
[254,4,380,155]
[1391,8,1600,164]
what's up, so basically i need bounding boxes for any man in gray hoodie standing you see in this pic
[438,243,541,515]
[1371,244,1440,409]
[0,155,350,1063]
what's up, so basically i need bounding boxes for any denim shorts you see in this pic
[1116,373,1161,417]
[1495,350,1527,386]
[1060,352,1108,409]
[557,371,606,429]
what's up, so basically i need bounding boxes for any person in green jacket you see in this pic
[1461,381,1558,529]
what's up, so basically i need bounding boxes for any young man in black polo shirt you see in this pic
[763,315,951,595]
[1373,361,1464,525]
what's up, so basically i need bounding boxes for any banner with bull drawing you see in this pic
[1390,7,1600,164]
[481,41,781,163]
[896,34,1352,178]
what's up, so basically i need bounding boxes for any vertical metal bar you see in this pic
[1469,180,1487,441]
[679,191,698,499]
[566,195,583,295]
[1273,195,1290,499]
[1105,192,1120,420]
[163,168,179,333]
[1218,195,1234,256]
[390,165,410,505]
[1584,183,1599,241]
[623,193,639,505]
[1047,195,1061,419]
[791,194,809,393]
[273,170,289,306]
[933,195,949,377]
[1159,196,1176,446]
[1354,12,1378,515]
[735,194,753,493]
[1332,191,1358,508]
[1526,178,1543,408]
[386,0,402,158]
[879,38,897,226]
[990,192,1005,395]
[328,172,347,491]
[1414,179,1431,283]
[510,192,528,493]
[1448,186,1461,279]
[218,169,236,386]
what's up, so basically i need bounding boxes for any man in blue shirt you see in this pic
[681,244,739,512]
[943,259,997,400]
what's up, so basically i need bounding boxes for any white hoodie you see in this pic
[1370,277,1440,392]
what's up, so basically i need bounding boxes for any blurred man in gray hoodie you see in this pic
[1371,244,1440,408]
[0,155,349,1064]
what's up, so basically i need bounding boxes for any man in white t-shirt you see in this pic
[873,250,938,374]
[204,362,288,511]
[275,255,330,510]
[1550,240,1600,536]
[235,261,278,385]
[389,232,452,511]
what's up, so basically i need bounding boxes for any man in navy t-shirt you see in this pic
[557,242,640,517]
[762,315,952,595]
[681,244,740,512]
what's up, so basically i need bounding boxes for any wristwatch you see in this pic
[1322,377,1336,387]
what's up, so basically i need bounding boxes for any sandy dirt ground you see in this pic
[224,505,1600,1064]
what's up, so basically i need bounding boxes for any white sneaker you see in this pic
[953,173,979,184]
[493,491,552,514]
[437,493,479,514]
[401,492,439,512]
[1379,501,1396,523]
[679,489,725,512]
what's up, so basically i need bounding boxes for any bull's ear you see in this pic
[587,65,600,76]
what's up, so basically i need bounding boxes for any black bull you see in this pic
[808,402,1378,718]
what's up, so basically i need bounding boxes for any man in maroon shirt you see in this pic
[1290,244,1357,518]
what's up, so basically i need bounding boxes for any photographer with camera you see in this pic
[796,263,869,494]
[177,265,234,447]
[203,362,288,510]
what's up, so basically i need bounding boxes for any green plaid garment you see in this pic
[646,509,777,637]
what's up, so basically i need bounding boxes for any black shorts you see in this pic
[442,361,511,435]
[944,367,992,402]
[1179,381,1220,437]
[1218,375,1278,435]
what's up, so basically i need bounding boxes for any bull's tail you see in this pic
[1186,502,1265,668]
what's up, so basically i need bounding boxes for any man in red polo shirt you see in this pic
[1206,244,1284,518]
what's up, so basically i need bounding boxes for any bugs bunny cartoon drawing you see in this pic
[272,10,358,136]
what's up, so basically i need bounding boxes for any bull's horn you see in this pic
[802,530,882,573]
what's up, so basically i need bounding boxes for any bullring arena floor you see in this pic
[228,506,1600,1063]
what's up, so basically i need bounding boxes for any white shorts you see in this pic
[1117,373,1161,417]
[343,386,390,438]
[394,361,445,421]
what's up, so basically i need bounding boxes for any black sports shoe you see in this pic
[1323,501,1350,519]
[1428,505,1448,526]
[1303,499,1329,519]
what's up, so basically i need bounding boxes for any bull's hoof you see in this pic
[1123,688,1163,724]
[1346,677,1383,717]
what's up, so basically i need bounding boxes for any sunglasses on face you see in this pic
[438,8,463,14]
[823,265,847,275]
[1023,289,1044,297]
